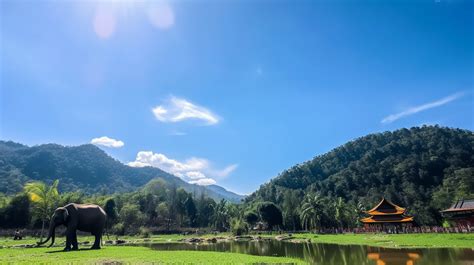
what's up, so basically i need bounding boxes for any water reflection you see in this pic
[147,240,473,265]
[367,247,421,265]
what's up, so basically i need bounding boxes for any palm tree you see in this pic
[299,193,324,231]
[24,180,60,242]
[352,201,365,227]
[334,197,346,229]
[211,199,229,232]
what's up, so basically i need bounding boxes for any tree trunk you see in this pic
[40,219,45,242]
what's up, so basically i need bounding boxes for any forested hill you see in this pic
[246,126,474,225]
[0,141,244,203]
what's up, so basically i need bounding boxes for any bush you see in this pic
[139,226,151,238]
[442,220,452,228]
[231,218,248,236]
[244,211,259,226]
[111,223,125,235]
[119,204,146,234]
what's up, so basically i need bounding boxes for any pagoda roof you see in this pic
[365,197,406,215]
[441,199,474,213]
[361,216,414,223]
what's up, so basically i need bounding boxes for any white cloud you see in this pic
[189,178,216,185]
[152,97,219,125]
[381,92,464,124]
[127,151,236,186]
[91,136,124,148]
[186,171,207,180]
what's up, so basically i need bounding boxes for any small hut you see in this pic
[361,197,414,229]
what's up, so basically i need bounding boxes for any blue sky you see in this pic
[1,0,473,194]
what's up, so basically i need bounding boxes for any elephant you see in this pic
[37,203,107,251]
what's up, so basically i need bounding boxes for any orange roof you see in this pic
[366,197,406,215]
[367,209,405,215]
[361,216,414,223]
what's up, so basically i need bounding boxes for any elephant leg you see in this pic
[91,233,101,249]
[71,231,78,250]
[64,233,72,251]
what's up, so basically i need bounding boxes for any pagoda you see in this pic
[361,198,414,228]
[440,199,474,227]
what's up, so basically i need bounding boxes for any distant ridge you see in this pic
[0,141,244,203]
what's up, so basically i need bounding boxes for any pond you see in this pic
[146,240,474,264]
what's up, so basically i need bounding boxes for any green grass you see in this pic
[2,232,473,249]
[0,246,304,264]
[0,233,231,247]
[289,233,474,248]
[1,232,472,264]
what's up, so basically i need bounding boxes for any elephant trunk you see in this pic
[37,221,55,247]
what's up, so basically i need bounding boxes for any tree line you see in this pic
[0,179,285,236]
[245,126,474,227]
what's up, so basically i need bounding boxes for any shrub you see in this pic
[231,218,248,236]
[139,226,151,238]
[112,222,125,235]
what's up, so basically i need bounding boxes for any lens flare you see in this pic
[147,3,174,30]
[93,8,116,39]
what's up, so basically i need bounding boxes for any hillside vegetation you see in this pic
[246,126,474,226]
[0,141,243,203]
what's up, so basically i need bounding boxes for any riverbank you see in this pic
[289,233,474,248]
[0,246,304,264]
[1,232,473,249]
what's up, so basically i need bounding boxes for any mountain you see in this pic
[206,185,246,202]
[0,141,244,203]
[245,126,474,225]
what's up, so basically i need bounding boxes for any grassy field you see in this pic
[289,233,474,248]
[0,246,304,264]
[1,232,473,264]
[0,233,232,247]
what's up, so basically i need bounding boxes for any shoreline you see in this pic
[2,233,473,249]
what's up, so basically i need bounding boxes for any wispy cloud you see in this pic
[381,92,464,124]
[208,164,239,178]
[152,97,219,125]
[91,136,124,148]
[127,151,237,186]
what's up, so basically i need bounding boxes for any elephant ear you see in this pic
[62,208,69,223]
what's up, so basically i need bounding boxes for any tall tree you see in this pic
[104,198,118,227]
[184,195,197,227]
[196,195,215,227]
[258,202,283,230]
[333,197,346,228]
[212,199,229,232]
[300,193,324,231]
[0,193,31,228]
[24,180,60,241]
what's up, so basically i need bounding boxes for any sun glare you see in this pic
[94,7,116,39]
[91,0,174,39]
